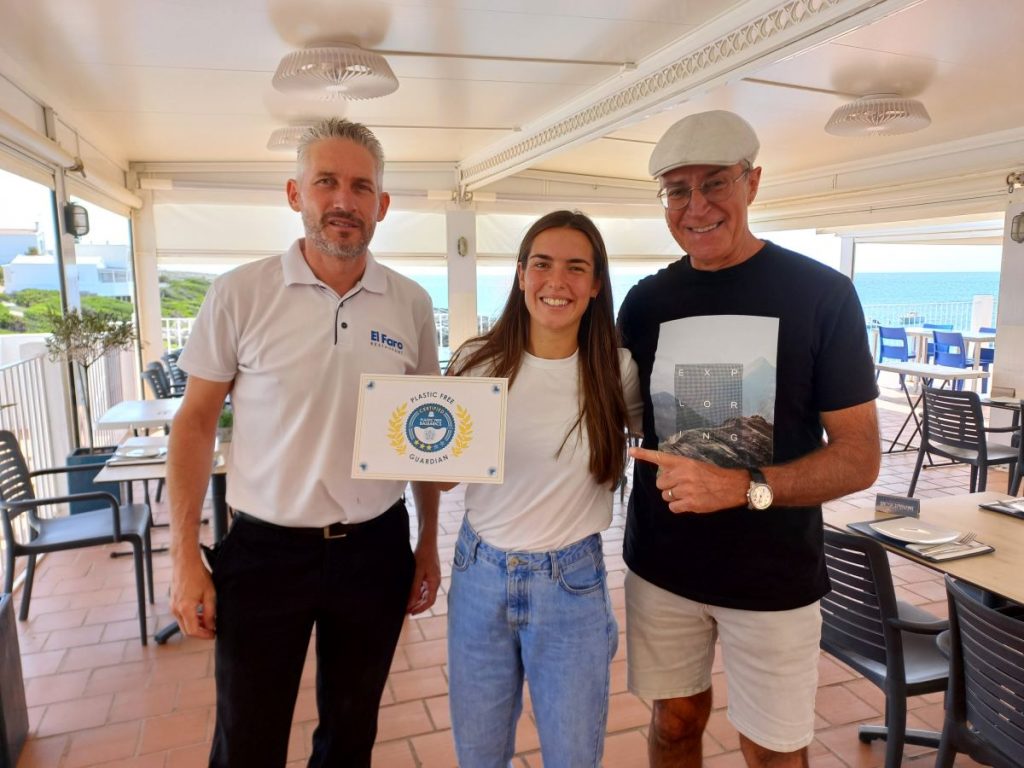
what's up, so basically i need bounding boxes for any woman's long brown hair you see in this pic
[448,210,628,488]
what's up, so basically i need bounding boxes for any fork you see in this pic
[919,531,976,554]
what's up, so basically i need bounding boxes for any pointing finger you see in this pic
[628,447,664,466]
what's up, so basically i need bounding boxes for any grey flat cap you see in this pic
[649,110,760,178]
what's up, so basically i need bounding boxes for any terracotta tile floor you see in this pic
[11,384,1008,766]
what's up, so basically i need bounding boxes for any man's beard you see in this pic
[303,209,373,260]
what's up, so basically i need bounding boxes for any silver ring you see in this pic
[667,488,675,500]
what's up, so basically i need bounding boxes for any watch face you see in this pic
[749,484,773,509]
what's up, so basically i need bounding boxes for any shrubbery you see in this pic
[161,276,212,317]
[0,275,212,334]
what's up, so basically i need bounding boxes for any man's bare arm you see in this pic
[631,400,880,513]
[407,481,441,614]
[167,375,234,638]
[761,399,880,506]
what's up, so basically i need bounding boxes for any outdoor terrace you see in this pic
[7,385,1002,767]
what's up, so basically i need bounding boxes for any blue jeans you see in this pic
[448,519,618,767]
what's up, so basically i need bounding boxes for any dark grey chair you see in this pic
[908,387,1019,496]
[162,349,187,392]
[820,529,950,768]
[0,431,153,644]
[937,575,1024,768]
[142,361,182,399]
[141,361,180,502]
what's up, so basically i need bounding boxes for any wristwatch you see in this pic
[746,468,773,510]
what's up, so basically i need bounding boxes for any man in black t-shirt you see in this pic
[617,110,880,767]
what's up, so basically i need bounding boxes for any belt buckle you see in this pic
[323,523,348,540]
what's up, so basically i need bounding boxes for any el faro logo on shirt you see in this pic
[370,329,404,353]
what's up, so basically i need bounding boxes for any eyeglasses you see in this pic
[657,168,750,210]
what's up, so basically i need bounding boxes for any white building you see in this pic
[2,243,131,297]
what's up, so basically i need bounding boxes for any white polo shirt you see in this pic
[178,239,440,526]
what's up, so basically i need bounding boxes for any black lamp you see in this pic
[63,203,89,238]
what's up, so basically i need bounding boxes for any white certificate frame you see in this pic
[351,373,508,483]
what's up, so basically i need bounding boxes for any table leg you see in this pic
[887,376,926,453]
[154,621,180,644]
[210,475,227,542]
[971,340,982,369]
[915,334,929,364]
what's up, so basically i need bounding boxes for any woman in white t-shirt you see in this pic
[444,210,642,766]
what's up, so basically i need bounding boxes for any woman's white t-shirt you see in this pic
[463,347,641,552]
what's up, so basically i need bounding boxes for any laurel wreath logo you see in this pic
[452,405,473,457]
[388,404,408,455]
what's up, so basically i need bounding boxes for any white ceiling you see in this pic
[1,0,1022,229]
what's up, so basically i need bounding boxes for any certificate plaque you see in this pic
[352,374,508,483]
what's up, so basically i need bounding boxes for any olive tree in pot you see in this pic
[44,308,137,513]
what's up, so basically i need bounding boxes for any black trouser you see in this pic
[208,501,414,768]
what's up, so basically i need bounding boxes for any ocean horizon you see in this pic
[419,269,1000,321]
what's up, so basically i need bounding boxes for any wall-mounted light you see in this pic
[1011,212,1024,244]
[456,236,468,257]
[63,203,89,238]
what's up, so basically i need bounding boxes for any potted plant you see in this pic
[44,307,137,512]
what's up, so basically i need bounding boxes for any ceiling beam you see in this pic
[456,0,925,193]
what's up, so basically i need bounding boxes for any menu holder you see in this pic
[105,454,167,467]
[978,497,1024,520]
[847,520,994,562]
[104,452,224,470]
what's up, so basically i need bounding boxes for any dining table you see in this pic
[824,491,1024,605]
[902,327,995,366]
[96,397,182,432]
[873,361,989,452]
[96,434,230,644]
[981,394,1022,426]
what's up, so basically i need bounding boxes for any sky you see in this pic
[0,169,130,245]
[854,243,1002,272]
[767,229,1002,272]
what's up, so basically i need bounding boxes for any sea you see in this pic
[420,269,1001,322]
[424,267,1000,359]
[852,272,1000,312]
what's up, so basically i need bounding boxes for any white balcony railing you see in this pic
[861,297,997,332]
[0,352,61,589]
[162,317,196,352]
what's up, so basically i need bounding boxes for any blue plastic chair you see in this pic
[922,322,953,363]
[876,326,911,384]
[932,330,970,390]
[878,326,911,363]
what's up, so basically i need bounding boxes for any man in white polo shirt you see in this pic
[167,118,441,768]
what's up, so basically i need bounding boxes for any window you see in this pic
[0,167,60,336]
[377,260,449,356]
[853,243,1000,329]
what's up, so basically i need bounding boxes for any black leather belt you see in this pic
[234,500,402,540]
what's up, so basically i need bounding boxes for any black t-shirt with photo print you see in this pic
[617,241,878,611]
